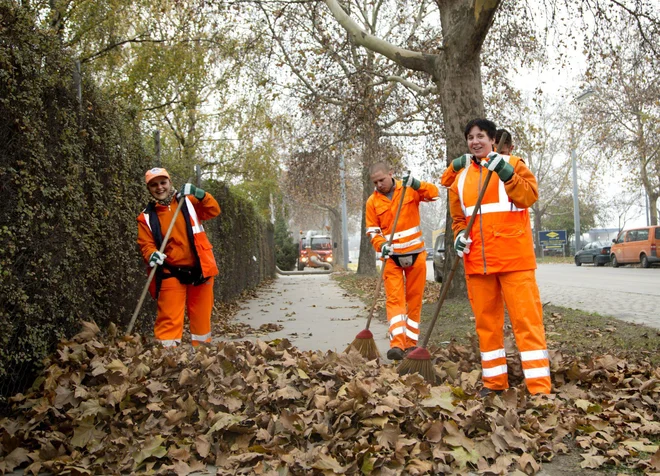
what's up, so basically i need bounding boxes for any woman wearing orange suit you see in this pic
[366,162,439,361]
[137,168,221,347]
[448,119,551,395]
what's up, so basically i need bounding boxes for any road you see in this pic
[426,260,660,329]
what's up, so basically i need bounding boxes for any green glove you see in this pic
[453,231,472,258]
[381,243,392,259]
[401,172,420,190]
[178,183,206,200]
[452,154,473,172]
[481,153,514,182]
[148,251,167,267]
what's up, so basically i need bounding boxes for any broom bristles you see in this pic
[397,347,436,384]
[345,329,381,360]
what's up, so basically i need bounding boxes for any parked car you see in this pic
[432,234,446,282]
[425,247,434,260]
[610,225,660,268]
[574,240,611,266]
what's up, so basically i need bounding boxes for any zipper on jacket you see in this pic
[478,167,487,274]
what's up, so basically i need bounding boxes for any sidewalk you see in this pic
[226,274,391,357]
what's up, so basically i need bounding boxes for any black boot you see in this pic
[386,347,405,360]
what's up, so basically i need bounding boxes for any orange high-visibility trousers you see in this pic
[465,270,551,394]
[383,252,427,351]
[154,277,214,347]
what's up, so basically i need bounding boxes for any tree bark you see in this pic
[324,0,500,291]
[326,206,345,269]
[357,125,379,275]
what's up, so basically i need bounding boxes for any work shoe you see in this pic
[404,346,417,356]
[478,387,504,398]
[386,347,405,361]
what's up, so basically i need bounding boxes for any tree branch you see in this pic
[383,75,437,95]
[323,0,439,75]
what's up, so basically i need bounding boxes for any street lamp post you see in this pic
[570,88,595,253]
[571,147,581,252]
[339,153,350,269]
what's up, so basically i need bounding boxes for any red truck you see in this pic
[298,230,333,270]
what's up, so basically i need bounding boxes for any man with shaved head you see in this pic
[365,162,439,360]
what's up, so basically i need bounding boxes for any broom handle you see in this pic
[419,133,509,349]
[126,186,188,335]
[365,174,409,329]
[418,170,492,348]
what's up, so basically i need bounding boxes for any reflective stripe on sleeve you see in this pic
[481,348,506,361]
[520,349,549,361]
[524,367,551,379]
[482,365,508,377]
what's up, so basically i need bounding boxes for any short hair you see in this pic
[464,118,497,140]
[369,161,391,176]
[496,129,513,146]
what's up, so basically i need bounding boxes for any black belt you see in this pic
[391,253,420,268]
[162,263,208,286]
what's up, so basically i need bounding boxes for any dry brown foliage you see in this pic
[0,319,659,475]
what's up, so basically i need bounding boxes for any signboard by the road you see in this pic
[538,230,567,247]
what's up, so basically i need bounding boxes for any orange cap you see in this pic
[145,167,170,184]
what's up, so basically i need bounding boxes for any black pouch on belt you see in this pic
[391,253,419,268]
[163,264,206,286]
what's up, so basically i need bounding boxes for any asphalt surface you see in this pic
[534,263,660,328]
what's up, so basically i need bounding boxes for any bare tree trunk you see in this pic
[356,109,380,275]
[434,50,485,298]
[533,209,543,257]
[650,193,658,226]
[326,207,344,270]
[357,162,377,275]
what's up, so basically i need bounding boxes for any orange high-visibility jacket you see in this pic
[449,156,537,275]
[137,194,221,278]
[366,179,439,254]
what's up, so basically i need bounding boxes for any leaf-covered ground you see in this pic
[1,281,660,475]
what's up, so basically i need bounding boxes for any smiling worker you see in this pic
[137,167,221,347]
[449,119,551,396]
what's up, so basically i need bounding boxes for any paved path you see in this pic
[230,274,391,357]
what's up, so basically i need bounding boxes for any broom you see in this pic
[398,133,509,383]
[345,173,409,360]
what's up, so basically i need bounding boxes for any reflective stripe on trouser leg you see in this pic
[499,270,551,394]
[383,258,408,350]
[155,277,187,346]
[465,273,509,390]
[188,276,214,346]
[403,252,426,348]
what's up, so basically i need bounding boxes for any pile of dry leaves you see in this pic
[0,321,659,475]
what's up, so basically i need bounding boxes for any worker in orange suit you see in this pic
[448,119,551,395]
[137,168,221,347]
[366,162,439,361]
